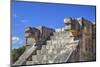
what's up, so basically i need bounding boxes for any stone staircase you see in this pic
[14,31,79,66]
[13,43,37,65]
[26,31,79,65]
[13,17,96,66]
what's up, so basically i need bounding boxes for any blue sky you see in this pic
[12,0,96,48]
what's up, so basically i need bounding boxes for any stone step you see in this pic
[50,36,74,40]
[46,39,73,45]
[53,34,71,38]
[45,54,57,63]
[32,55,47,64]
[40,45,70,55]
[46,43,70,49]
[49,48,66,54]
[54,50,71,63]
[40,48,48,55]
[56,37,73,41]
[41,45,46,49]
[53,47,73,63]
[53,33,70,36]
[28,45,75,65]
[31,55,38,62]
[51,35,73,39]
[41,48,68,55]
[36,50,41,55]
[46,41,78,49]
[53,31,70,35]
[36,45,47,55]
[32,55,48,64]
[53,33,73,37]
[44,48,72,63]
[27,48,72,65]
[26,61,39,65]
[32,54,55,64]
[46,41,77,50]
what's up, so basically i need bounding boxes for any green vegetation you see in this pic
[11,46,26,64]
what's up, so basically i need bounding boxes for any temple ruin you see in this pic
[13,17,96,66]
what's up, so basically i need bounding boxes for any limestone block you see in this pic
[52,35,70,39]
[53,31,69,35]
[35,55,44,63]
[32,55,45,64]
[32,55,38,62]
[26,60,42,65]
[27,38,36,46]
[53,48,72,63]
[47,45,54,50]
[41,48,48,55]
[50,36,70,40]
[41,45,46,50]
[36,50,41,55]
[26,61,35,65]
[37,26,54,40]
[47,54,56,63]
[38,55,48,64]
[46,40,52,45]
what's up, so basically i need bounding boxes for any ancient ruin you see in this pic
[13,17,96,66]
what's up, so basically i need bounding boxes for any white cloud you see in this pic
[12,36,25,47]
[12,36,19,41]
[12,36,19,44]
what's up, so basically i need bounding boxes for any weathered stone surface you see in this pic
[67,17,96,62]
[13,17,96,66]
[25,26,54,49]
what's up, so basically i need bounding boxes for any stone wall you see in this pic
[37,26,55,41]
[25,26,55,50]
[92,24,96,60]
[79,18,95,61]
[13,17,96,66]
[25,17,96,62]
[25,27,40,49]
[66,17,96,62]
[64,18,81,37]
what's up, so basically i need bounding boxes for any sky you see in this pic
[12,0,96,48]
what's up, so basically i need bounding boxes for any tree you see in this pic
[11,46,26,64]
